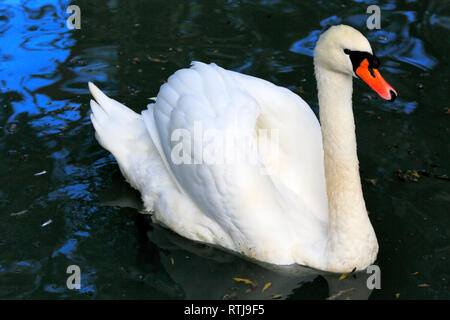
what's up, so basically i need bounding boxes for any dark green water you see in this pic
[0,0,448,299]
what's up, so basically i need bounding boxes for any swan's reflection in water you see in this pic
[147,224,374,300]
[100,174,374,300]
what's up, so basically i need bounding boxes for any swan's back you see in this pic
[153,63,327,215]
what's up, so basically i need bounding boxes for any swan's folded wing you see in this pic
[219,66,329,224]
[150,62,306,263]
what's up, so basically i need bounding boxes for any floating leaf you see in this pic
[146,55,168,63]
[364,178,377,186]
[326,288,356,300]
[418,283,430,287]
[41,219,52,227]
[270,294,282,299]
[396,170,421,182]
[405,170,420,182]
[10,210,27,216]
[262,282,272,293]
[339,273,348,280]
[233,278,256,287]
[397,170,450,182]
[410,171,420,178]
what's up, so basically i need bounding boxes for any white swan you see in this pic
[88,25,397,273]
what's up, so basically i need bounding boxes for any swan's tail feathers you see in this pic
[89,82,150,157]
[89,82,154,185]
[89,82,178,212]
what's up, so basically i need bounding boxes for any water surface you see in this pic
[0,0,448,299]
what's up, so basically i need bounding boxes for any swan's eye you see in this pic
[371,54,380,69]
[344,49,379,73]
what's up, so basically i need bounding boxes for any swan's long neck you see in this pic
[315,66,378,272]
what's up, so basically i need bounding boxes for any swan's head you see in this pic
[314,25,397,101]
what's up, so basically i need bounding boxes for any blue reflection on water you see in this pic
[290,9,437,71]
[0,0,73,121]
[52,238,77,258]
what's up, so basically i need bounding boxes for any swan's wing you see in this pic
[152,62,296,263]
[148,62,326,264]
[216,65,329,223]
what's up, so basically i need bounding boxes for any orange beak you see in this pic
[356,59,397,101]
